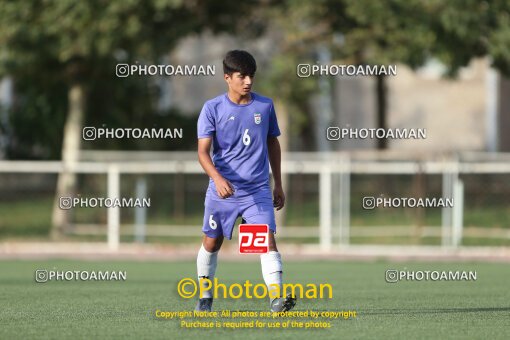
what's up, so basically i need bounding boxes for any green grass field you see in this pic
[1,260,509,339]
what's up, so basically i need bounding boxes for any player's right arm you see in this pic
[197,137,234,199]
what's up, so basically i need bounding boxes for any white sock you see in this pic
[197,244,218,299]
[260,251,283,300]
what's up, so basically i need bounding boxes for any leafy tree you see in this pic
[265,0,510,150]
[0,0,268,238]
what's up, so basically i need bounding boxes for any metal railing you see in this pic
[1,151,510,250]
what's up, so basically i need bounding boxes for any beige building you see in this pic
[335,58,495,152]
[165,34,505,153]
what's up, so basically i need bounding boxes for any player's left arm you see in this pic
[267,136,285,211]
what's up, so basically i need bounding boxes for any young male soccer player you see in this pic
[195,50,296,312]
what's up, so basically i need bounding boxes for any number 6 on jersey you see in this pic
[242,129,251,146]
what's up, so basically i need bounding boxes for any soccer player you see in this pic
[195,50,296,312]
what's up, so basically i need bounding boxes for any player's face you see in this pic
[225,72,254,96]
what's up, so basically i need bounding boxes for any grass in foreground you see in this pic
[1,260,509,339]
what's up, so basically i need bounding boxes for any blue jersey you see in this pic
[197,92,281,199]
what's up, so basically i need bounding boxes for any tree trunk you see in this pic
[376,74,388,150]
[50,83,85,239]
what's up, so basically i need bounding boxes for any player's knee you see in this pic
[203,235,223,252]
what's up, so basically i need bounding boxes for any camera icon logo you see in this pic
[362,196,376,210]
[297,64,311,78]
[35,270,48,283]
[116,64,130,77]
[385,270,399,283]
[59,197,73,210]
[326,127,341,141]
[82,127,96,141]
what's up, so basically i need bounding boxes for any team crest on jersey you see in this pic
[254,113,262,124]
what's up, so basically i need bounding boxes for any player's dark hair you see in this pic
[223,50,257,76]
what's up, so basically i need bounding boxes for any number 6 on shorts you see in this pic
[209,215,217,230]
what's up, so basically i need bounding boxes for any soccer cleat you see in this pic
[195,298,213,312]
[270,294,297,312]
